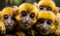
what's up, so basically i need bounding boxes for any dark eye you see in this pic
[21,11,27,17]
[30,13,35,18]
[11,16,15,20]
[3,14,8,19]
[47,19,52,25]
[38,19,44,24]
[39,5,44,10]
[47,7,52,11]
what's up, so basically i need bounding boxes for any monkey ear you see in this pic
[34,2,38,8]
[56,7,60,13]
[34,2,40,11]
[13,6,18,16]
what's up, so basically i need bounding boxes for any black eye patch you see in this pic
[21,11,27,17]
[11,16,15,20]
[30,13,35,18]
[47,7,52,11]
[47,19,52,25]
[37,19,44,24]
[3,14,8,19]
[39,5,44,10]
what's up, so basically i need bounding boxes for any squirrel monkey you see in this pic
[1,7,18,36]
[35,11,58,36]
[15,3,38,36]
[1,7,26,36]
[0,12,6,35]
[37,0,57,15]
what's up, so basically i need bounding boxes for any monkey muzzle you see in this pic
[5,23,14,30]
[21,19,32,27]
[39,25,50,33]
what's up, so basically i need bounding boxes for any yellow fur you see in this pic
[38,11,56,23]
[2,7,15,16]
[1,7,17,35]
[37,0,57,14]
[55,13,60,36]
[1,7,26,36]
[15,3,38,36]
[0,20,6,35]
[0,12,6,35]
[18,3,38,16]
[37,11,58,35]
[16,3,38,29]
[16,31,26,36]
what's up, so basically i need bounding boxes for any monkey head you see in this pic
[36,11,58,35]
[15,3,38,30]
[37,0,57,15]
[1,7,17,31]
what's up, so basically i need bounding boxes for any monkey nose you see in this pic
[22,20,31,26]
[22,19,26,24]
[7,23,11,25]
[7,21,12,24]
[25,17,30,21]
[26,20,30,22]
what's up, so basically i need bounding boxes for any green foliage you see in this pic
[26,0,36,3]
[10,0,23,6]
[54,0,60,7]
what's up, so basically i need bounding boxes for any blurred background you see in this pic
[0,0,60,10]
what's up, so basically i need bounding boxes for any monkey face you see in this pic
[36,18,56,35]
[37,0,57,14]
[16,3,38,30]
[2,7,16,30]
[36,11,57,35]
[2,15,16,30]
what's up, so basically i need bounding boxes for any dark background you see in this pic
[0,0,60,10]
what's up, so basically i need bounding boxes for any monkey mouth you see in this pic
[21,21,31,27]
[38,29,49,35]
[6,27,13,30]
[40,29,49,33]
[5,24,14,30]
[6,26,13,28]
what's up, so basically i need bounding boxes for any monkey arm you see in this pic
[0,20,6,35]
[16,31,26,36]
